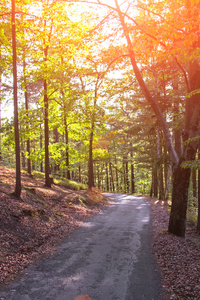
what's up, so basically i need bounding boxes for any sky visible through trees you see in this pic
[0,0,200,236]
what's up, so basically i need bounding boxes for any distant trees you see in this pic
[1,0,200,236]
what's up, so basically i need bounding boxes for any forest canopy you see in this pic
[0,0,200,237]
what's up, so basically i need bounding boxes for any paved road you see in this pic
[0,194,166,300]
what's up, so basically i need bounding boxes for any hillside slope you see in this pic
[0,165,109,288]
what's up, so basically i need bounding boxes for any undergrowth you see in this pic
[32,170,88,190]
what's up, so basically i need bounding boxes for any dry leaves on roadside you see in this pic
[150,199,200,300]
[0,166,110,288]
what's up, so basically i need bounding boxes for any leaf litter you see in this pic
[0,165,110,289]
[148,198,200,300]
[0,165,199,300]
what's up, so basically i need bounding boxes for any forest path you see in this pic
[0,194,167,300]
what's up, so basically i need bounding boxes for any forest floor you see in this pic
[0,165,200,299]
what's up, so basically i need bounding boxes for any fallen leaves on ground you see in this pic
[1,166,199,299]
[0,165,110,288]
[149,198,200,300]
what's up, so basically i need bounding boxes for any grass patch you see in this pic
[32,170,45,180]
[53,177,88,190]
[31,171,87,190]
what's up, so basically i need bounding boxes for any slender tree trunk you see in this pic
[53,127,59,175]
[79,163,81,183]
[157,129,164,200]
[23,58,31,175]
[88,129,95,188]
[0,73,2,162]
[153,165,158,198]
[109,161,115,192]
[12,0,21,197]
[197,149,200,234]
[130,143,135,194]
[125,159,129,193]
[150,169,153,197]
[88,85,98,189]
[44,76,51,187]
[106,162,109,191]
[164,142,170,200]
[43,18,53,187]
[64,121,70,180]
[115,156,119,193]
[192,169,197,198]
[40,123,43,173]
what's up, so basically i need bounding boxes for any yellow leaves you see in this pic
[110,130,117,136]
[186,89,200,99]
[191,0,200,6]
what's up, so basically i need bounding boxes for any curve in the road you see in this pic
[0,194,167,300]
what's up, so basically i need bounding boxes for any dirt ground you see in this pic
[0,165,200,299]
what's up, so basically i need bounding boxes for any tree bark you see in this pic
[192,169,197,198]
[88,129,95,188]
[44,76,51,187]
[40,123,43,173]
[23,58,31,175]
[106,162,109,191]
[130,143,135,194]
[157,129,164,200]
[12,0,21,197]
[64,118,70,180]
[197,149,200,234]
[109,161,115,192]
[168,161,191,237]
[0,70,2,162]
[114,155,119,193]
[153,165,158,198]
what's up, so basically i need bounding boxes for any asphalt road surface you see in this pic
[0,194,167,300]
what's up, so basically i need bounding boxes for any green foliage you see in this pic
[53,177,88,191]
[181,160,200,169]
[32,170,87,190]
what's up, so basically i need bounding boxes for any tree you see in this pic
[70,0,199,236]
[11,0,21,197]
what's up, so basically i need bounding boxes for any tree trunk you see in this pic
[168,161,191,237]
[125,159,129,193]
[23,58,31,175]
[44,77,51,187]
[169,41,200,236]
[65,122,70,180]
[197,149,200,234]
[114,0,200,236]
[88,130,95,188]
[153,165,158,198]
[12,0,21,197]
[109,161,115,192]
[0,67,2,162]
[53,128,59,175]
[106,162,109,191]
[115,156,119,193]
[130,143,135,194]
[157,129,164,200]
[40,123,43,173]
[79,163,81,183]
[114,0,179,167]
[192,169,197,198]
